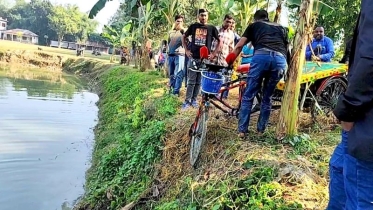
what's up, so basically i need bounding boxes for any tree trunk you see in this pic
[139,39,151,72]
[58,35,64,48]
[273,0,283,23]
[275,0,315,140]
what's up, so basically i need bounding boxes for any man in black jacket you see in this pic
[329,0,373,209]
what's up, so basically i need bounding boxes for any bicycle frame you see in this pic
[207,76,247,116]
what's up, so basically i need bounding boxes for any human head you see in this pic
[198,8,208,25]
[253,9,269,21]
[174,14,184,30]
[314,26,324,40]
[222,14,234,29]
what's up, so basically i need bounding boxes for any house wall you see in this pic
[0,20,6,31]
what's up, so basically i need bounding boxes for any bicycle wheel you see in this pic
[189,105,209,167]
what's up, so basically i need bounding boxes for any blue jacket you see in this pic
[305,36,335,62]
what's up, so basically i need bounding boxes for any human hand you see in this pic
[341,121,354,131]
[209,52,216,60]
[185,50,192,58]
[312,55,321,61]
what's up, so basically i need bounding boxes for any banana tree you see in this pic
[276,0,316,139]
[286,0,333,14]
[160,0,178,29]
[136,0,155,71]
[89,0,114,18]
[233,0,268,33]
[101,25,121,63]
[273,0,283,23]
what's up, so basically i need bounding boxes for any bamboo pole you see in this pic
[275,0,315,140]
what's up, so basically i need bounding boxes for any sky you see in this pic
[20,0,288,32]
[25,0,121,33]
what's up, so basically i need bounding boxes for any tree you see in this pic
[101,25,121,62]
[47,4,81,47]
[76,14,98,43]
[276,0,316,139]
[317,0,360,42]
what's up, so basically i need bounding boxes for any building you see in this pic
[0,17,8,39]
[50,40,110,54]
[2,28,39,44]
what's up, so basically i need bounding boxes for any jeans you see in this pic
[185,59,201,103]
[238,52,286,133]
[184,56,189,87]
[327,130,373,210]
[327,130,348,210]
[168,55,184,90]
[173,56,185,94]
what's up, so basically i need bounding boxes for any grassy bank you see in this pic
[0,40,113,62]
[69,56,340,209]
[75,66,180,210]
[0,44,339,209]
[152,110,340,209]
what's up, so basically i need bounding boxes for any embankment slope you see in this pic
[1,49,340,210]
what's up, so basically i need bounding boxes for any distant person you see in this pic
[167,14,186,96]
[305,26,335,62]
[241,42,254,65]
[339,37,352,64]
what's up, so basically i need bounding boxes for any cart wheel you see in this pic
[311,77,347,121]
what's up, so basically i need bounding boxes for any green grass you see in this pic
[0,40,114,62]
[76,66,180,210]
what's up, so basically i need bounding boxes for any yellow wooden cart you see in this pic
[275,62,348,114]
[233,60,348,116]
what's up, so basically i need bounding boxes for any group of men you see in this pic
[166,5,373,209]
[166,10,241,107]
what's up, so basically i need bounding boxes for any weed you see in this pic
[77,67,179,210]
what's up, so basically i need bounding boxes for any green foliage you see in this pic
[283,133,318,155]
[155,159,302,209]
[1,0,98,45]
[317,0,361,41]
[88,0,114,19]
[81,66,179,209]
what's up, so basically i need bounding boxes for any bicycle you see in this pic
[188,60,261,167]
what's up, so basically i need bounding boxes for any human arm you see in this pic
[210,26,221,59]
[230,25,252,60]
[340,38,352,64]
[305,43,312,60]
[182,26,192,57]
[319,38,335,62]
[333,8,373,123]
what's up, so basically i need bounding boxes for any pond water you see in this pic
[0,67,98,210]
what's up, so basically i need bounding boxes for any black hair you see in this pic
[175,14,184,21]
[224,14,234,20]
[254,9,269,21]
[198,8,208,14]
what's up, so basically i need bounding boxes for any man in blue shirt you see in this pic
[305,26,335,62]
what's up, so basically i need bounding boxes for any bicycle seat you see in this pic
[204,63,226,72]
[237,63,250,74]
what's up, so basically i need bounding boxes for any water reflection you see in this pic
[0,67,98,210]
